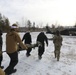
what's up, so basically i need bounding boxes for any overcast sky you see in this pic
[0,0,76,26]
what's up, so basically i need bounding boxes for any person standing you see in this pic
[0,30,4,69]
[4,24,28,75]
[52,30,63,61]
[53,30,63,61]
[22,32,32,57]
[36,32,48,59]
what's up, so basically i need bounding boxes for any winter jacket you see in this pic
[53,35,63,46]
[37,32,48,46]
[22,33,32,44]
[6,31,27,53]
[0,68,5,75]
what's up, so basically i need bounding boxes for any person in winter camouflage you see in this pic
[4,24,28,75]
[49,30,63,61]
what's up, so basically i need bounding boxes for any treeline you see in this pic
[0,13,46,32]
[2,12,76,33]
[0,13,10,32]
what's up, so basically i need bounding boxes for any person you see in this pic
[36,32,48,59]
[0,68,5,75]
[22,32,32,57]
[49,30,63,61]
[4,24,28,75]
[0,30,4,69]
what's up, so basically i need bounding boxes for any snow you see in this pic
[2,32,76,75]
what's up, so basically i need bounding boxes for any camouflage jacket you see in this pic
[53,35,63,46]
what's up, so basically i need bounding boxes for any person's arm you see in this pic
[30,35,32,43]
[22,34,25,41]
[48,38,53,40]
[61,36,63,45]
[44,35,48,46]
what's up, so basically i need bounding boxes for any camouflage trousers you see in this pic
[54,45,61,61]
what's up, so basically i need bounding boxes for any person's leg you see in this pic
[57,51,60,61]
[26,48,32,57]
[57,47,61,61]
[9,52,18,69]
[0,55,2,66]
[0,55,4,69]
[4,52,18,74]
[38,46,44,59]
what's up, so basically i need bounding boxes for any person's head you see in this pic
[25,31,30,36]
[10,24,19,32]
[41,31,44,33]
[39,32,45,36]
[55,30,60,36]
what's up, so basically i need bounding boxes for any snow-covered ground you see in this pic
[2,32,76,75]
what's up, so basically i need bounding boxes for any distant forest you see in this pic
[0,13,10,32]
[0,13,76,32]
[0,13,47,32]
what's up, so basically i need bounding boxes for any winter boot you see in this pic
[5,69,17,75]
[57,58,59,61]
[57,54,60,61]
[38,56,42,60]
[26,53,31,57]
